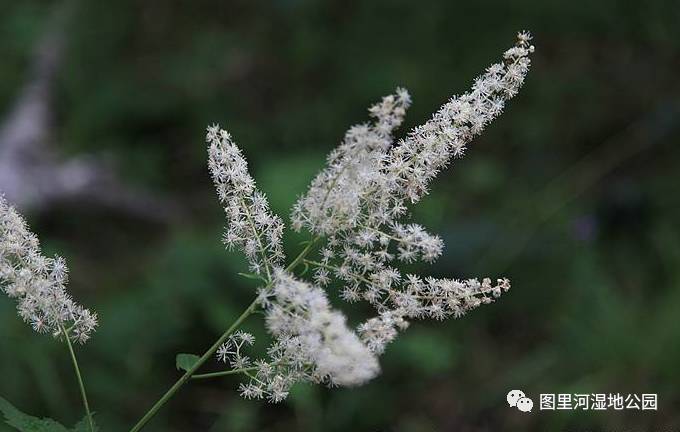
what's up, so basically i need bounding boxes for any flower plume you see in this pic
[208,31,533,401]
[207,125,285,278]
[0,196,97,343]
[216,268,380,402]
[287,32,531,350]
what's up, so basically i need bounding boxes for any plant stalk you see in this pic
[129,236,320,431]
[191,366,259,380]
[128,298,259,432]
[61,325,94,432]
[287,237,319,272]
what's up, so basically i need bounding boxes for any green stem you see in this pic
[128,236,320,431]
[61,325,94,432]
[128,298,259,432]
[287,237,319,272]
[191,366,259,380]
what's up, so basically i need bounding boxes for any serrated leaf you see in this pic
[0,396,97,432]
[176,353,200,372]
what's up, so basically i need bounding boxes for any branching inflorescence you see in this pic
[206,32,533,400]
[0,31,533,432]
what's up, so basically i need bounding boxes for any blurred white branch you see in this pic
[0,2,177,221]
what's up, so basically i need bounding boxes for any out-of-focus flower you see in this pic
[0,196,97,343]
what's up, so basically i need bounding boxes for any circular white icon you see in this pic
[506,389,525,407]
[516,397,534,412]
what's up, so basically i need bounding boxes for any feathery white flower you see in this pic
[357,310,409,354]
[219,268,380,402]
[265,268,379,386]
[0,196,97,343]
[290,32,531,351]
[217,330,255,369]
[290,88,412,236]
[209,31,532,400]
[207,125,285,278]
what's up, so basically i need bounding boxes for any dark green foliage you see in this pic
[0,397,96,432]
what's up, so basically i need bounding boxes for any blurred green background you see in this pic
[1,0,679,431]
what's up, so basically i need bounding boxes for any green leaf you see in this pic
[176,353,200,372]
[72,415,98,432]
[0,396,97,432]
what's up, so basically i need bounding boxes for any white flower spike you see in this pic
[0,196,98,343]
[208,32,533,402]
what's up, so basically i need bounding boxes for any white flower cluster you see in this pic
[0,196,97,343]
[288,33,531,351]
[207,129,380,401]
[217,330,255,369]
[208,32,533,401]
[290,87,412,235]
[207,126,285,278]
[358,276,511,353]
[218,269,380,402]
[265,269,379,385]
